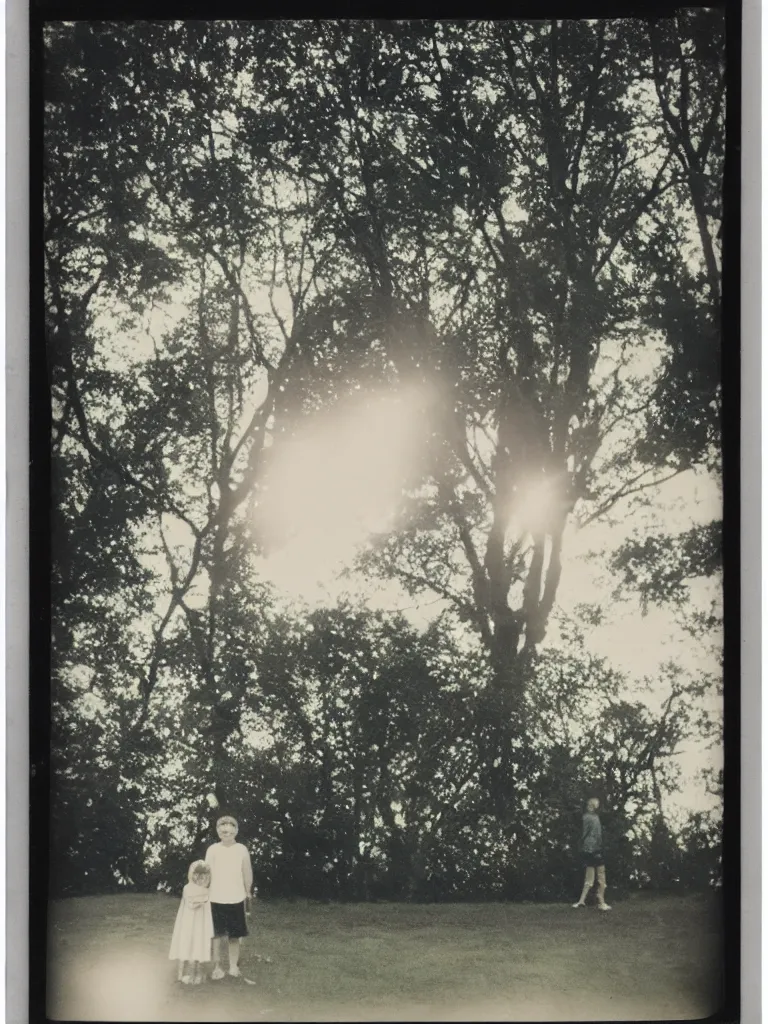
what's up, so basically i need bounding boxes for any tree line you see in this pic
[45,17,724,899]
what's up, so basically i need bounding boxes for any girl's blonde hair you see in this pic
[188,860,211,885]
[586,797,600,812]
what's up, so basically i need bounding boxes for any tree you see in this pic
[46,20,358,824]
[606,11,725,613]
[44,18,725,893]
[242,19,724,706]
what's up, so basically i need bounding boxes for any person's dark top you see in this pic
[581,811,602,853]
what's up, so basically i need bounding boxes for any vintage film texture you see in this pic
[43,16,729,1022]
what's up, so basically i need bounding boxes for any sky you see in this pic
[78,79,724,823]
[242,391,723,818]
[87,262,724,824]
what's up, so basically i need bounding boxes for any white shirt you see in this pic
[205,842,249,904]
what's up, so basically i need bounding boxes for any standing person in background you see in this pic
[572,797,611,911]
[205,815,254,979]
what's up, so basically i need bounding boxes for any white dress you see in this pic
[169,882,214,963]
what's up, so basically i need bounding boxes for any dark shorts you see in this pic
[582,852,605,869]
[211,901,248,939]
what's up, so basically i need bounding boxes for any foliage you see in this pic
[610,520,721,609]
[50,608,719,900]
[43,18,725,900]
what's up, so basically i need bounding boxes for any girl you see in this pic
[572,797,611,911]
[169,860,215,983]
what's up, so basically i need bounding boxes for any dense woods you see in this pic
[44,17,725,900]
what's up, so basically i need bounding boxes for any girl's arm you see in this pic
[183,883,209,909]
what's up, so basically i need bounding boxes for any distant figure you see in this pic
[572,797,611,911]
[206,815,254,979]
[169,860,215,984]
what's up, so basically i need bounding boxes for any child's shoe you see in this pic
[228,966,241,978]
[211,966,226,980]
[598,903,612,911]
[571,902,585,908]
[180,975,192,985]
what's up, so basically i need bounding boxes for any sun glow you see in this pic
[510,476,561,536]
[256,387,433,602]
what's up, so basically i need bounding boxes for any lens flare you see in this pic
[256,386,432,600]
[57,947,172,1021]
[510,476,559,535]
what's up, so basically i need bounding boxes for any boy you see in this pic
[205,815,254,979]
[572,797,611,911]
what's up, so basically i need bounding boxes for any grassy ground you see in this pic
[47,892,722,1021]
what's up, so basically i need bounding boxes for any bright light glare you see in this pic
[60,948,171,1021]
[510,476,558,535]
[257,387,432,601]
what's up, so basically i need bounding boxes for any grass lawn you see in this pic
[47,892,722,1021]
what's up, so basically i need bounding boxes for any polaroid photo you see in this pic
[15,3,757,1021]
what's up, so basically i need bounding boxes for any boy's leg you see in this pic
[575,866,595,906]
[211,937,226,979]
[596,865,610,908]
[228,938,241,975]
